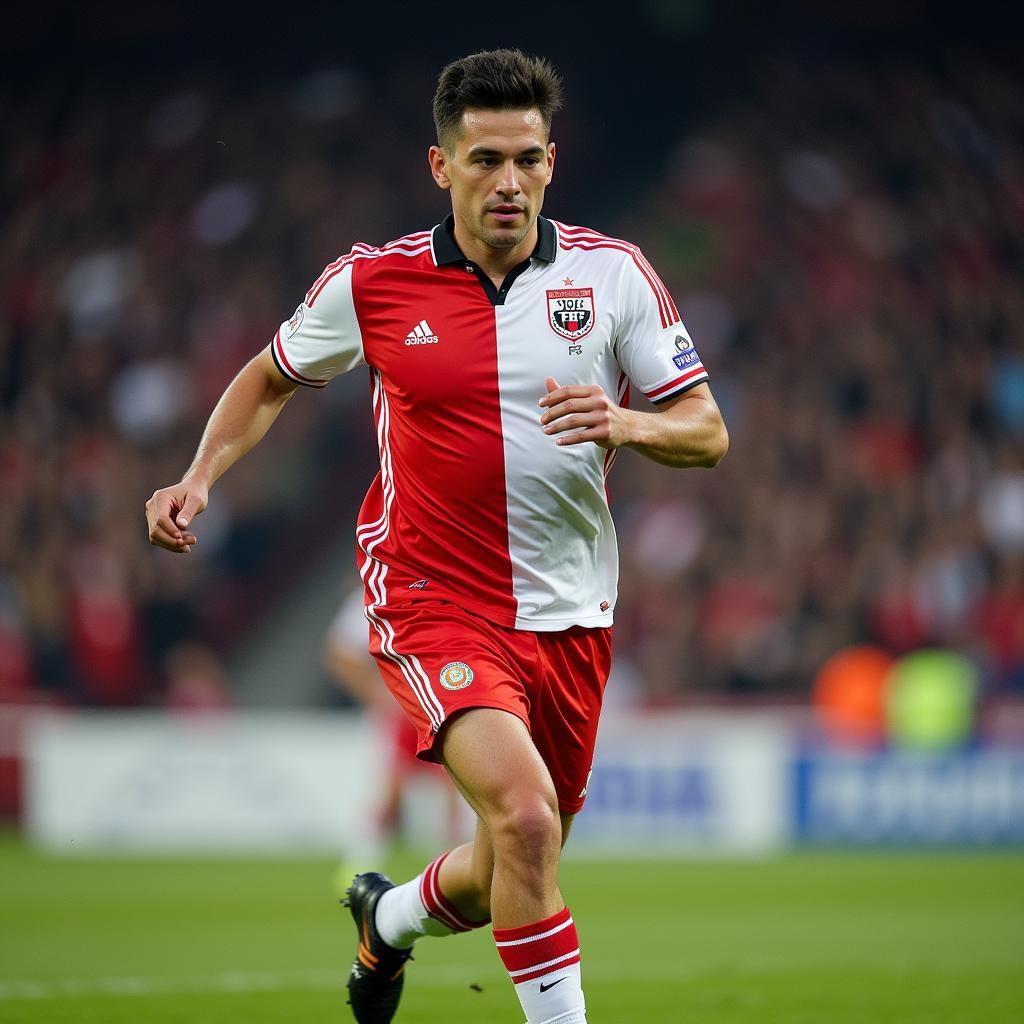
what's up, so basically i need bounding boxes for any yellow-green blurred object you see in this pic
[885,650,978,750]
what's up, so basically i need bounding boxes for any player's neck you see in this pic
[453,220,538,289]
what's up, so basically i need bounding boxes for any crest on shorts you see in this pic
[439,661,474,691]
[547,287,595,341]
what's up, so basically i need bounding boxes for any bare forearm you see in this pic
[540,378,728,468]
[184,350,295,488]
[623,391,729,468]
[147,348,297,553]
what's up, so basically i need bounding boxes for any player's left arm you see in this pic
[539,376,728,468]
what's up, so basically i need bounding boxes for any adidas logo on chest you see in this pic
[404,319,439,345]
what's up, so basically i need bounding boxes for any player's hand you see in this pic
[538,376,635,449]
[145,479,207,554]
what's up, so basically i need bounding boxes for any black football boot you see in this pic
[343,872,413,1024]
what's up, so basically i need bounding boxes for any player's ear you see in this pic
[428,145,451,191]
[545,141,556,186]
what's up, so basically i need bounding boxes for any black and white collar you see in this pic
[430,213,557,266]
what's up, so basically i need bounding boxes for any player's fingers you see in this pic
[150,512,182,541]
[539,377,561,406]
[540,402,565,423]
[540,396,605,423]
[152,535,194,554]
[538,383,600,407]
[149,529,184,551]
[147,512,195,552]
[554,427,607,447]
[541,397,582,421]
[176,494,206,529]
[544,411,604,435]
[540,385,593,405]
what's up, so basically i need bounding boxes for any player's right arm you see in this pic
[145,346,298,554]
[148,250,366,553]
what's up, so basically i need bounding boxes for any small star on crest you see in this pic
[563,277,574,286]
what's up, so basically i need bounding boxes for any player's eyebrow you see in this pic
[467,144,547,158]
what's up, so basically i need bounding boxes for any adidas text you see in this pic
[405,319,440,345]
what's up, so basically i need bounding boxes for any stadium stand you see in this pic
[0,45,1021,707]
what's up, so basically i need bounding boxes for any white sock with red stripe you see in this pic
[375,852,487,950]
[494,906,586,1024]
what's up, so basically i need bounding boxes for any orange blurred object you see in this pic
[812,645,894,747]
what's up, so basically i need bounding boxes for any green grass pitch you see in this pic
[0,836,1021,1022]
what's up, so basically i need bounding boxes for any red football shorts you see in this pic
[366,599,612,815]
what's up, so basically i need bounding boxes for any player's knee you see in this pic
[491,791,561,861]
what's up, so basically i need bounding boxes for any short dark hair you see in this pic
[433,49,563,150]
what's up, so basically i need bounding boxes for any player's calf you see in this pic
[375,851,489,947]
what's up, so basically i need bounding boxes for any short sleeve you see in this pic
[271,258,365,388]
[613,253,709,405]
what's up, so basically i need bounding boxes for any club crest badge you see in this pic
[547,287,595,341]
[439,661,474,691]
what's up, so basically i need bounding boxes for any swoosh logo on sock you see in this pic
[539,977,567,993]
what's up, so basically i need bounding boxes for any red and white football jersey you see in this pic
[273,216,708,631]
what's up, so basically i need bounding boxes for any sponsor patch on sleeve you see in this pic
[284,305,304,339]
[671,333,701,370]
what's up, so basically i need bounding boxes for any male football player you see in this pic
[147,48,727,1024]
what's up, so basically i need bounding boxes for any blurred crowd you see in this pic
[1,53,1021,707]
[0,69,410,706]
[612,56,1024,699]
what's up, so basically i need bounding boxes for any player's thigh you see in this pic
[440,707,559,824]
[366,600,531,762]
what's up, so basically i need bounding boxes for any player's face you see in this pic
[429,107,555,254]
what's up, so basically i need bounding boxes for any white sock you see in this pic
[542,1006,587,1024]
[494,907,586,1024]
[514,963,586,1024]
[375,876,450,949]
[376,852,483,949]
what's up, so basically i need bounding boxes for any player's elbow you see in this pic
[698,419,729,467]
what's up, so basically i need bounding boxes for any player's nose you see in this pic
[496,160,521,195]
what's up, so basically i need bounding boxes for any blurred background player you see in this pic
[323,585,466,872]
